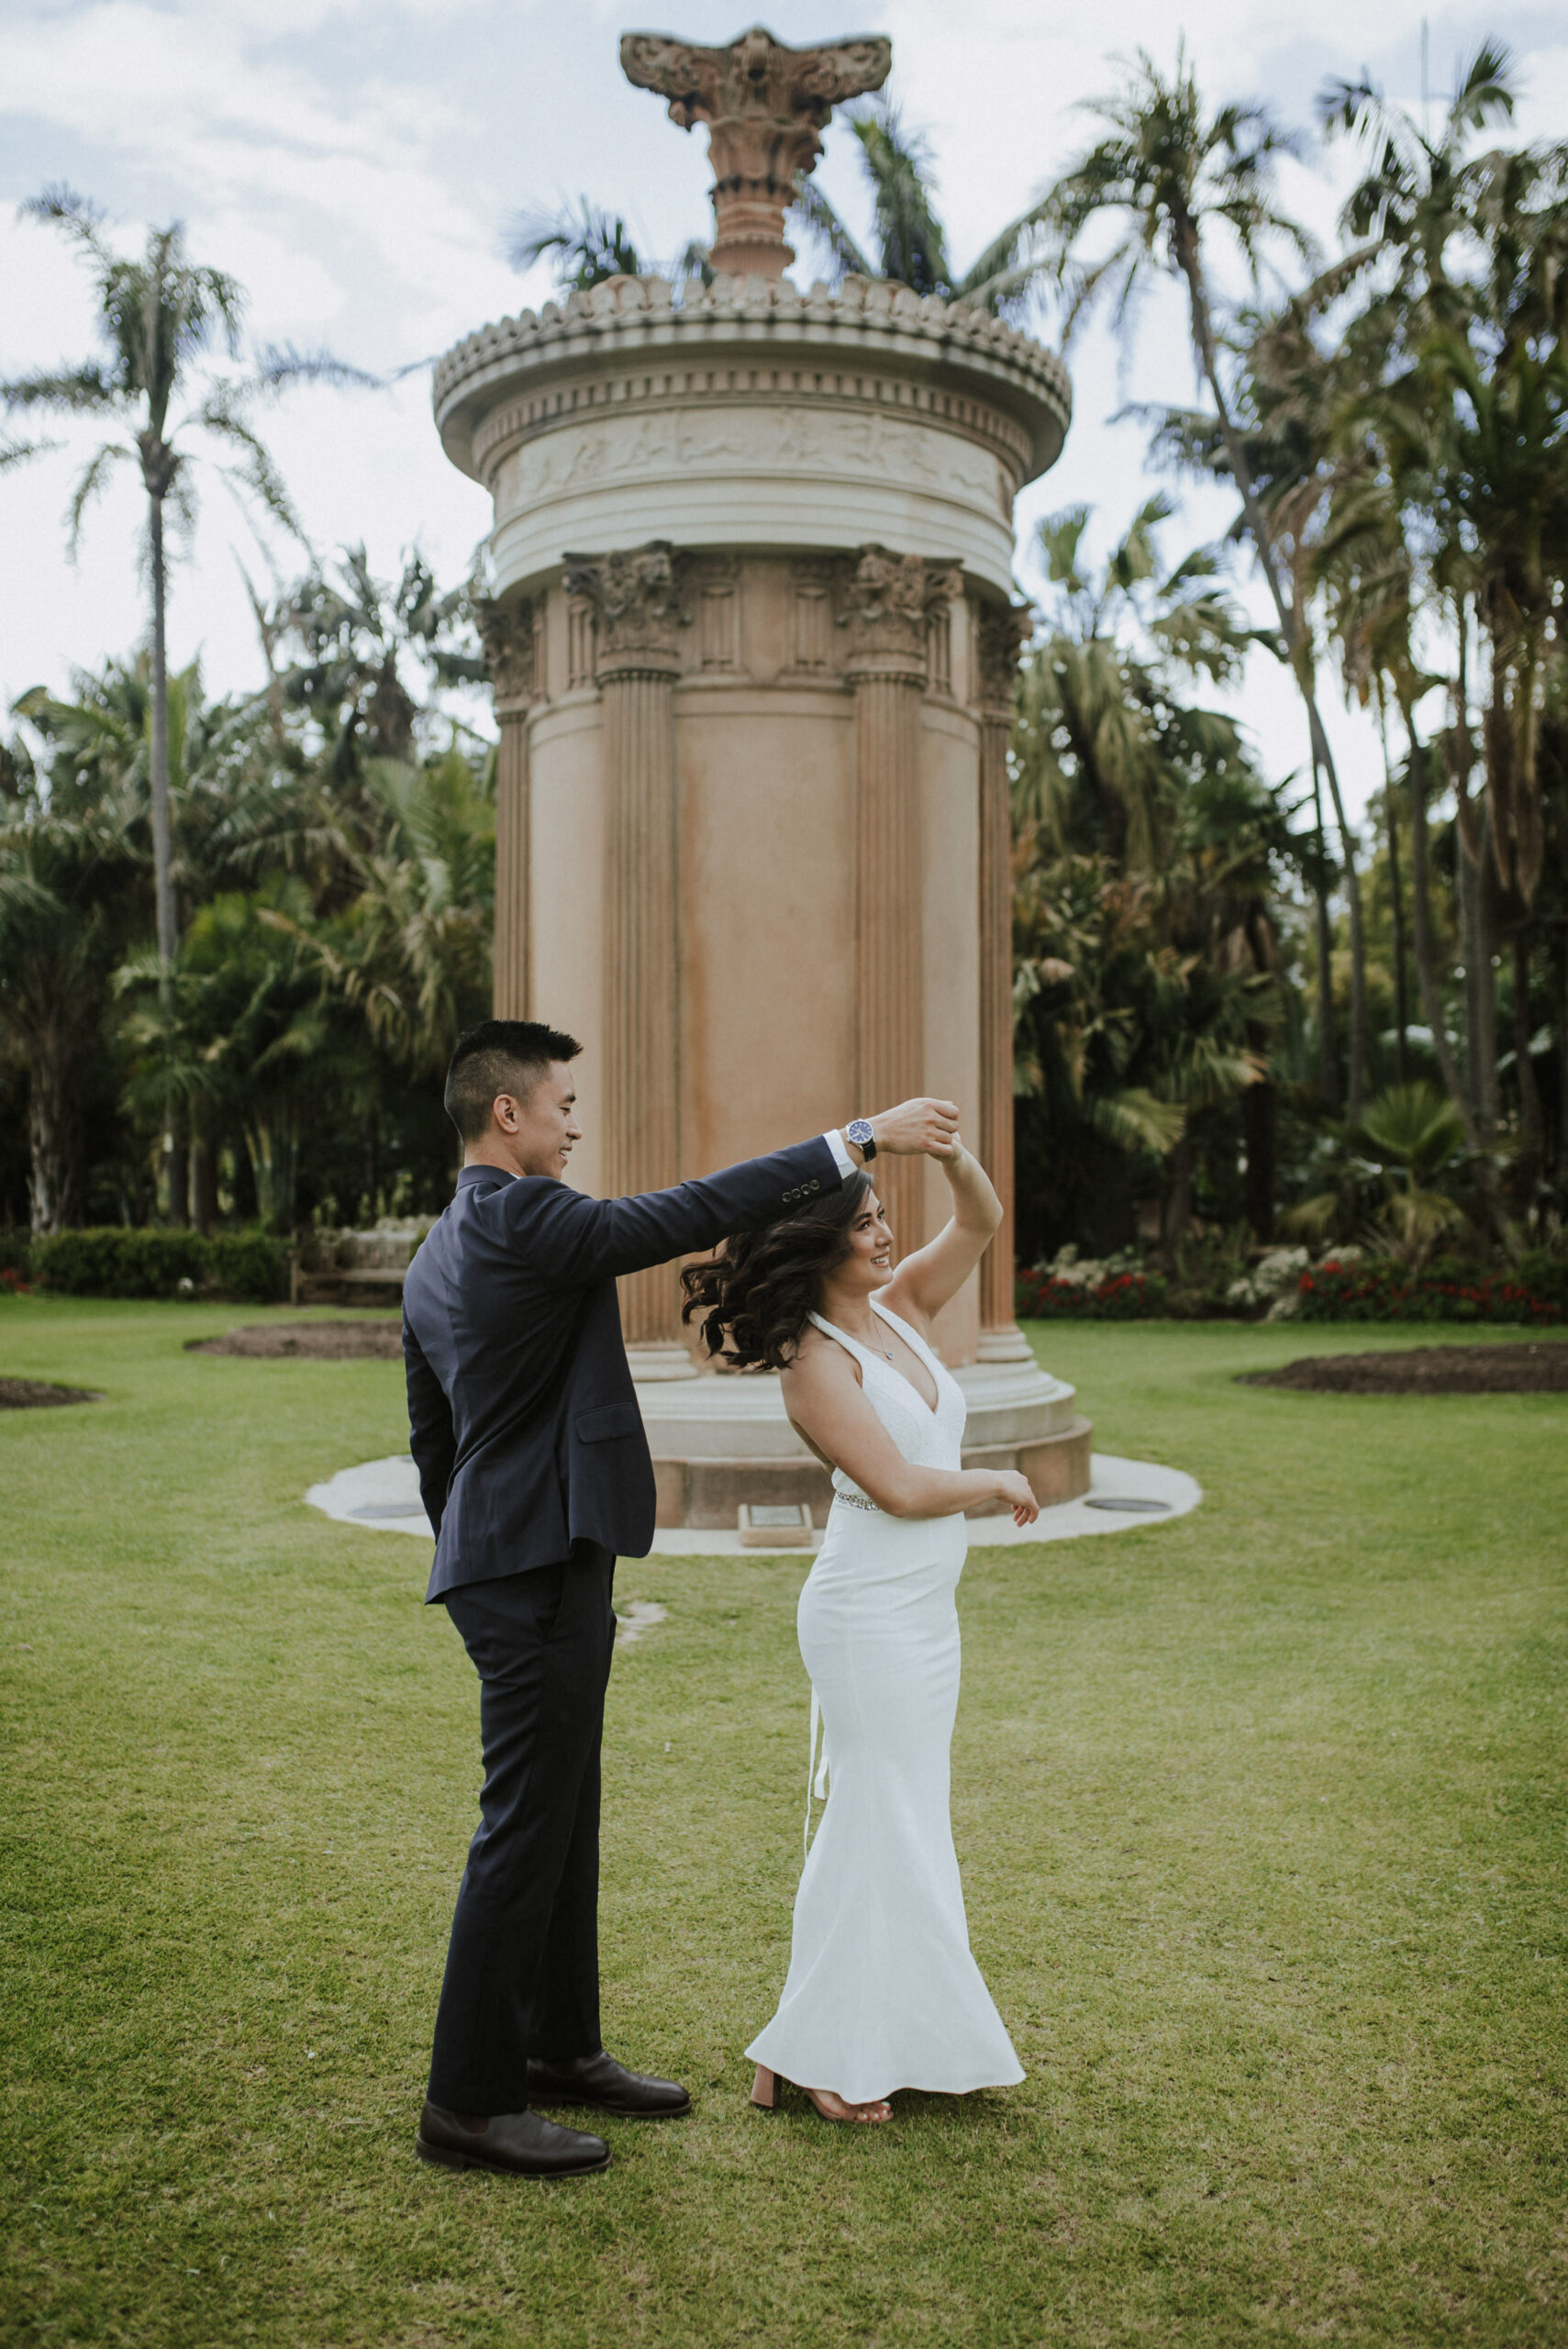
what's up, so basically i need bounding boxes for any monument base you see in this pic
[636,1356,1091,1530]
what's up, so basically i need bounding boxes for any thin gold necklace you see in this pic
[842,1306,894,1361]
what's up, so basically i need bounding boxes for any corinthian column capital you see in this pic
[620,28,891,281]
[838,545,962,679]
[473,590,536,715]
[974,596,1032,717]
[564,541,691,679]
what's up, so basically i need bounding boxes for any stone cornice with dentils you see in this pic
[432,273,1073,484]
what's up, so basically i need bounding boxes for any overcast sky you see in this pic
[5,0,1567,822]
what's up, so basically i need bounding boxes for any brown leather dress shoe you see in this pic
[416,2100,610,2177]
[526,2049,692,2117]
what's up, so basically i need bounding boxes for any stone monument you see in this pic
[434,23,1090,1527]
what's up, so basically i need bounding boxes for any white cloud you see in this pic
[4,0,1564,828]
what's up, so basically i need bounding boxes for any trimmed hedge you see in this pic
[1296,1257,1562,1325]
[1017,1267,1170,1320]
[32,1227,288,1304]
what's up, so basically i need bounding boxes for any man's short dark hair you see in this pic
[444,1019,583,1143]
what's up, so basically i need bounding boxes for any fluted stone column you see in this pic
[841,548,959,1257]
[975,600,1033,1362]
[475,594,535,1019]
[565,543,695,1376]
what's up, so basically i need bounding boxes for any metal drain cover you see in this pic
[1084,1496,1170,1514]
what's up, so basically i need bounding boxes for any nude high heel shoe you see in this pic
[750,2065,891,2124]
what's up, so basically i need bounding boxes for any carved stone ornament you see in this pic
[562,541,692,674]
[974,598,1032,713]
[836,544,962,672]
[472,590,535,710]
[620,26,891,279]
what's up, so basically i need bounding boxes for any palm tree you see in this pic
[1014,495,1259,871]
[119,880,329,1232]
[1,188,369,1215]
[0,726,140,1230]
[1318,43,1568,1211]
[1011,497,1283,1249]
[788,95,1053,314]
[1038,46,1374,1126]
[511,96,1051,315]
[273,546,489,783]
[506,197,710,293]
[273,748,495,1078]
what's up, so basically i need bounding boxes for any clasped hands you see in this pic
[854,1098,962,1162]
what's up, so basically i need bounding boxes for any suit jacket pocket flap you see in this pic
[574,1400,642,1444]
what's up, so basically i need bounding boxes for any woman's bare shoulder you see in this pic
[783,1324,861,1386]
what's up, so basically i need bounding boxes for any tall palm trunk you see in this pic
[1511,933,1543,1209]
[146,474,186,1225]
[1310,752,1337,1103]
[26,1013,76,1236]
[1403,717,1513,1251]
[1386,782,1409,1085]
[1557,935,1568,1192]
[1174,217,1366,1120]
[1241,1022,1275,1240]
[1380,707,1410,1083]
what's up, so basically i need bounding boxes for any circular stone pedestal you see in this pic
[638,1359,1090,1530]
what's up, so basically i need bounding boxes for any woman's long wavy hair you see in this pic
[680,1169,875,1371]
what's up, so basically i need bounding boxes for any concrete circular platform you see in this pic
[306,1452,1199,1554]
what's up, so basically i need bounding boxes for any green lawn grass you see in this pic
[2,1298,1564,2348]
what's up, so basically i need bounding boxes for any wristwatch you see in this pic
[846,1118,877,1163]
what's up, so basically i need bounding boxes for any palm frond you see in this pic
[1086,1086,1186,1155]
[786,177,874,284]
[252,343,382,395]
[65,441,132,557]
[2,362,119,415]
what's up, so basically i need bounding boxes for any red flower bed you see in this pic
[1016,1267,1170,1320]
[1297,1259,1562,1325]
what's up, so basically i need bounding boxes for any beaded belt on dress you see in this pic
[834,1489,881,1513]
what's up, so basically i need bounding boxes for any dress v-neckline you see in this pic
[812,1299,940,1419]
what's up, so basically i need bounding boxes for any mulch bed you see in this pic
[189,1321,403,1361]
[0,1378,101,1408]
[1240,1342,1568,1396]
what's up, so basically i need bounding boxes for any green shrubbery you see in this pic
[1016,1240,1568,1327]
[1296,1256,1562,1325]
[27,1227,287,1303]
[1016,1262,1170,1319]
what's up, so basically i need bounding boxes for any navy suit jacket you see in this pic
[403,1136,841,1601]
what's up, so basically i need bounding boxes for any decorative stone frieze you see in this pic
[437,273,1070,602]
[620,27,891,281]
[562,541,691,678]
[436,273,1070,482]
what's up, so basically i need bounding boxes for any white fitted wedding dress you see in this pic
[746,1296,1024,2106]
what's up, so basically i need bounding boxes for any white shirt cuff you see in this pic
[822,1129,857,1180]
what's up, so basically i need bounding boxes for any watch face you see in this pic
[848,1119,873,1147]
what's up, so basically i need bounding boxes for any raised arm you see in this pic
[883,1140,1003,1332]
[511,1100,963,1289]
[511,1135,844,1288]
[783,1337,1038,1526]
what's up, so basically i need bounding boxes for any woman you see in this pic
[682,1130,1038,2125]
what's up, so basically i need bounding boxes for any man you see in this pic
[404,1016,958,2179]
